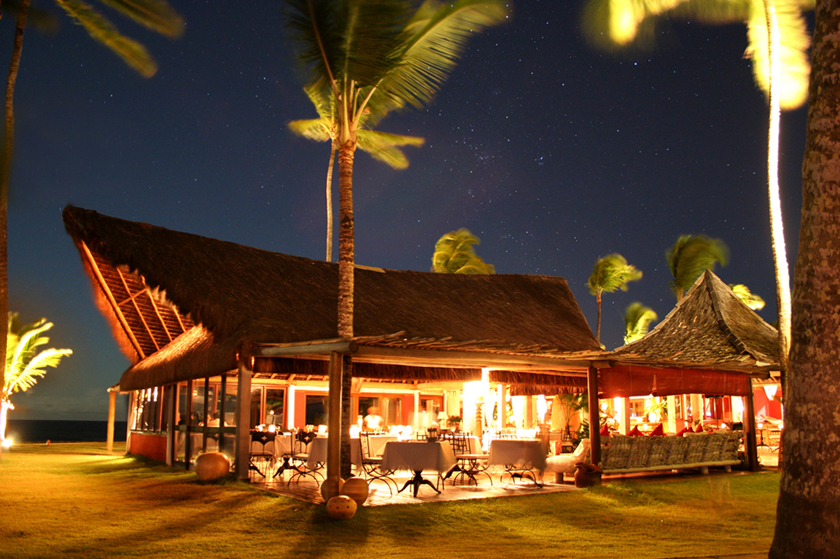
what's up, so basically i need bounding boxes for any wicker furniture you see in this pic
[546,431,743,482]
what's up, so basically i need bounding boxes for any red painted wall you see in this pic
[129,432,167,462]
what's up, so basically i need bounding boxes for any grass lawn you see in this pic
[0,443,779,558]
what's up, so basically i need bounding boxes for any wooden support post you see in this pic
[235,350,252,481]
[106,389,117,452]
[325,351,343,495]
[745,386,759,472]
[166,384,176,466]
[587,365,601,466]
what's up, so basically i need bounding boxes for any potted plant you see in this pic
[448,415,462,431]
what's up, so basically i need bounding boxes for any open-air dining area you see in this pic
[62,207,784,511]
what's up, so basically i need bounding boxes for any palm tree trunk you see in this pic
[595,292,602,344]
[1,0,29,452]
[769,1,840,555]
[336,142,354,339]
[331,139,356,481]
[325,145,336,262]
[763,0,792,386]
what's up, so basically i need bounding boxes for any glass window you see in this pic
[358,397,379,418]
[305,395,328,427]
[265,388,285,427]
[250,388,262,429]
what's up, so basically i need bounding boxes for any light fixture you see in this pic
[763,384,779,400]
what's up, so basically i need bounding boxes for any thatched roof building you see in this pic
[63,206,605,392]
[600,270,779,399]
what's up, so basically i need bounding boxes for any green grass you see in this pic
[0,443,779,558]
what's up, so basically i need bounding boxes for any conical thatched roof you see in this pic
[63,207,604,390]
[612,270,779,372]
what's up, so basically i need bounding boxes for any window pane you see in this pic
[305,395,328,427]
[265,388,285,427]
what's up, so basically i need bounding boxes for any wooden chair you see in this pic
[448,433,492,486]
[287,431,323,486]
[359,432,398,496]
[249,431,276,480]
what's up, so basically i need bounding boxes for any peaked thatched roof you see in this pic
[63,207,604,390]
[612,270,779,373]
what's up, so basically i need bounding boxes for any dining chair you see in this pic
[359,432,398,496]
[287,430,323,486]
[249,430,276,480]
[448,432,492,486]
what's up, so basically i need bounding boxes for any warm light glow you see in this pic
[1,438,12,450]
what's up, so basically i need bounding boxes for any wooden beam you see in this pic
[587,365,601,466]
[254,340,358,357]
[80,242,145,360]
[235,350,252,481]
[745,386,759,472]
[106,390,116,453]
[325,351,344,498]
[114,266,161,352]
[351,345,595,372]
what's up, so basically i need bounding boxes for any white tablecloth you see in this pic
[488,439,547,471]
[381,441,456,473]
[351,435,397,468]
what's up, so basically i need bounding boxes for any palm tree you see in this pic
[284,0,509,482]
[0,0,182,454]
[729,284,766,311]
[666,235,729,300]
[431,228,495,274]
[581,0,808,386]
[1,313,73,442]
[587,253,642,344]
[288,80,424,262]
[284,0,509,338]
[623,302,657,345]
[770,4,840,554]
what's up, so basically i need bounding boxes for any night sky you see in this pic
[3,1,807,421]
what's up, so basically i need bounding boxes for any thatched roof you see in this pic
[63,207,604,390]
[612,270,779,373]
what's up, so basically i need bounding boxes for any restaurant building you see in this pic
[64,207,777,479]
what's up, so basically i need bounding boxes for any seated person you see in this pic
[363,407,384,432]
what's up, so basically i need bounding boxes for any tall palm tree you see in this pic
[288,80,424,262]
[284,0,509,482]
[581,0,810,380]
[623,302,657,345]
[770,3,840,554]
[431,228,495,274]
[0,0,182,454]
[587,253,642,344]
[1,313,72,442]
[284,0,509,338]
[666,235,729,300]
[729,283,766,310]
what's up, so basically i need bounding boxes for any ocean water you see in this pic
[5,419,128,443]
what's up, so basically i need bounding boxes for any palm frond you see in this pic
[729,284,766,310]
[288,118,333,142]
[667,235,729,295]
[431,228,494,274]
[624,302,658,344]
[7,348,73,394]
[284,0,409,92]
[96,0,183,37]
[745,0,811,110]
[378,0,510,109]
[356,129,424,169]
[587,253,642,296]
[55,0,158,77]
